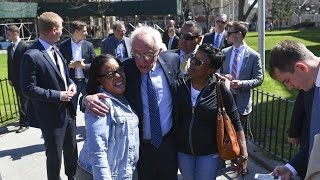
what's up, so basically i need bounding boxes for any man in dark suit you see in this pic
[101,21,131,61]
[20,12,78,180]
[270,40,320,180]
[162,19,180,47]
[163,27,179,50]
[7,25,30,133]
[83,26,181,180]
[202,14,229,49]
[59,21,96,111]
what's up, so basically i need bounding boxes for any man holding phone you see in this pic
[60,21,96,110]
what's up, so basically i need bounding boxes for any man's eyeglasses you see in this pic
[98,66,125,80]
[179,34,199,41]
[227,31,239,36]
[132,51,158,61]
[115,29,126,33]
[191,55,208,66]
[215,20,227,24]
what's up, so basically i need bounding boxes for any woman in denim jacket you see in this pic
[76,55,139,180]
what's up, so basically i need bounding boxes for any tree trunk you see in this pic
[206,12,210,34]
[238,0,259,22]
[238,0,245,21]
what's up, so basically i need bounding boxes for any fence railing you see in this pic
[249,89,298,162]
[0,78,19,124]
[0,80,301,162]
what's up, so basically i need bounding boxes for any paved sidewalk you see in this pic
[0,111,270,180]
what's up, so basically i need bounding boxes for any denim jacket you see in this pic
[78,87,139,180]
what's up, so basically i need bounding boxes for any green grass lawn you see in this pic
[245,28,320,99]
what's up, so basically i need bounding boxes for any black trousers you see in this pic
[138,131,178,180]
[41,113,78,180]
[14,88,28,127]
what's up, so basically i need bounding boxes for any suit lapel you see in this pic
[38,41,64,80]
[12,41,22,59]
[66,39,73,62]
[158,56,174,85]
[224,47,233,73]
[239,47,250,79]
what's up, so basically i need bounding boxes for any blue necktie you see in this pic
[214,34,220,48]
[309,86,320,155]
[147,74,162,148]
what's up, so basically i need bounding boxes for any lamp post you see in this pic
[232,0,235,20]
[102,15,105,38]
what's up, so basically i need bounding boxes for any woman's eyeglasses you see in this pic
[179,34,199,41]
[191,55,208,66]
[98,66,125,80]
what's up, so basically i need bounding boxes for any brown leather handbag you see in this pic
[216,80,240,160]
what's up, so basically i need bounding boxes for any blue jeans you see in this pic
[72,79,87,110]
[178,152,221,180]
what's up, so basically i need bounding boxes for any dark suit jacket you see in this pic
[202,31,230,49]
[101,36,132,58]
[289,88,314,178]
[7,41,30,91]
[20,40,76,129]
[122,51,181,133]
[288,88,314,145]
[59,38,96,80]
[164,35,179,50]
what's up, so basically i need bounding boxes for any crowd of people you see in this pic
[6,10,320,180]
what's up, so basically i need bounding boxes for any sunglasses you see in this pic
[98,66,125,80]
[227,31,239,36]
[179,34,199,41]
[215,20,227,24]
[191,55,208,66]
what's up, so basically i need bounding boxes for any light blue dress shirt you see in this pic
[141,61,173,139]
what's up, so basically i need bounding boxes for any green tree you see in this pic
[194,0,216,33]
[238,0,258,21]
[270,0,293,28]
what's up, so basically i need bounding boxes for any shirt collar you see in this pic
[316,65,320,87]
[12,38,21,47]
[233,44,246,52]
[71,38,83,45]
[215,30,225,36]
[39,38,54,51]
[180,46,199,57]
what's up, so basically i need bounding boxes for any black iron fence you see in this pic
[249,89,298,162]
[0,79,300,162]
[0,78,19,124]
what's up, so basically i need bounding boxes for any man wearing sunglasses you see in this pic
[173,20,202,74]
[219,21,264,135]
[203,14,230,49]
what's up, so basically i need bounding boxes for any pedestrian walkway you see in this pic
[0,111,270,180]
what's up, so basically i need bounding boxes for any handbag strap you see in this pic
[216,80,226,111]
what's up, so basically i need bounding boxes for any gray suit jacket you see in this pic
[101,35,132,59]
[220,46,263,115]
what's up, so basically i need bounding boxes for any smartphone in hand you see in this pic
[254,173,281,180]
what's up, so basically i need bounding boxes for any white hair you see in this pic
[130,25,163,51]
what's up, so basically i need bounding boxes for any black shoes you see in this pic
[16,126,29,133]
